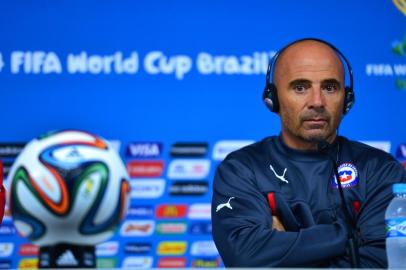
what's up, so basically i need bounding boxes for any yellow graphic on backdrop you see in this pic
[393,0,406,15]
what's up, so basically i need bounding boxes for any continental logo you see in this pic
[18,258,38,269]
[157,241,187,255]
[192,257,221,268]
[169,181,208,196]
[156,222,187,234]
[393,0,406,15]
[170,142,208,157]
[156,204,187,218]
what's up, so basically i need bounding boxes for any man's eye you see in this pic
[293,84,307,92]
[323,83,339,92]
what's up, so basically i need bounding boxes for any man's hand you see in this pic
[272,216,285,231]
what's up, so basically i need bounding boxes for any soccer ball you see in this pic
[7,130,130,246]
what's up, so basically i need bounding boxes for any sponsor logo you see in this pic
[188,203,211,219]
[396,143,406,159]
[216,197,235,213]
[360,141,391,153]
[212,140,254,160]
[18,258,38,269]
[0,143,26,158]
[124,243,152,254]
[156,222,187,234]
[96,241,119,256]
[56,249,78,267]
[156,204,188,218]
[270,164,289,183]
[96,258,117,268]
[18,244,39,256]
[127,160,164,177]
[332,163,359,189]
[127,205,154,218]
[365,35,406,90]
[120,220,155,236]
[170,142,208,157]
[190,241,219,256]
[0,260,11,269]
[192,257,221,268]
[157,241,187,255]
[130,179,165,199]
[167,159,210,179]
[0,243,13,257]
[126,142,162,158]
[0,223,15,235]
[158,257,186,268]
[122,256,153,269]
[189,221,212,235]
[169,181,208,196]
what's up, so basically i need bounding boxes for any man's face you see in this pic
[273,41,345,150]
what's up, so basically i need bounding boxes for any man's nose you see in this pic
[308,88,324,108]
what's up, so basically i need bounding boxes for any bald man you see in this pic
[211,39,406,267]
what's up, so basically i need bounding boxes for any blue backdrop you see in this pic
[0,1,405,268]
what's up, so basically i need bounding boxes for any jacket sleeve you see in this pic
[211,157,348,267]
[329,158,406,268]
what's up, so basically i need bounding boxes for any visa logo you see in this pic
[126,143,162,158]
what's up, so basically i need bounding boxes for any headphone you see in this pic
[263,38,355,114]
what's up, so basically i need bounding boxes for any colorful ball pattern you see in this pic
[7,130,130,246]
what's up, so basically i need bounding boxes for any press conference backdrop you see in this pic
[0,1,405,269]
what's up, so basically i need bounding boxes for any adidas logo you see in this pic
[56,250,78,266]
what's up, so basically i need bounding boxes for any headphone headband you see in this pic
[263,38,355,114]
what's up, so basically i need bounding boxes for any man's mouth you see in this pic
[303,118,328,128]
[304,118,327,122]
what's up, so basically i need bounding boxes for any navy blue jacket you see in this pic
[211,136,406,267]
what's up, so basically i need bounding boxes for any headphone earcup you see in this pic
[263,83,279,113]
[343,87,355,114]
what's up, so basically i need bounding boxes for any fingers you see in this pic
[272,216,286,232]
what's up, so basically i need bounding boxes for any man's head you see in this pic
[272,40,347,150]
